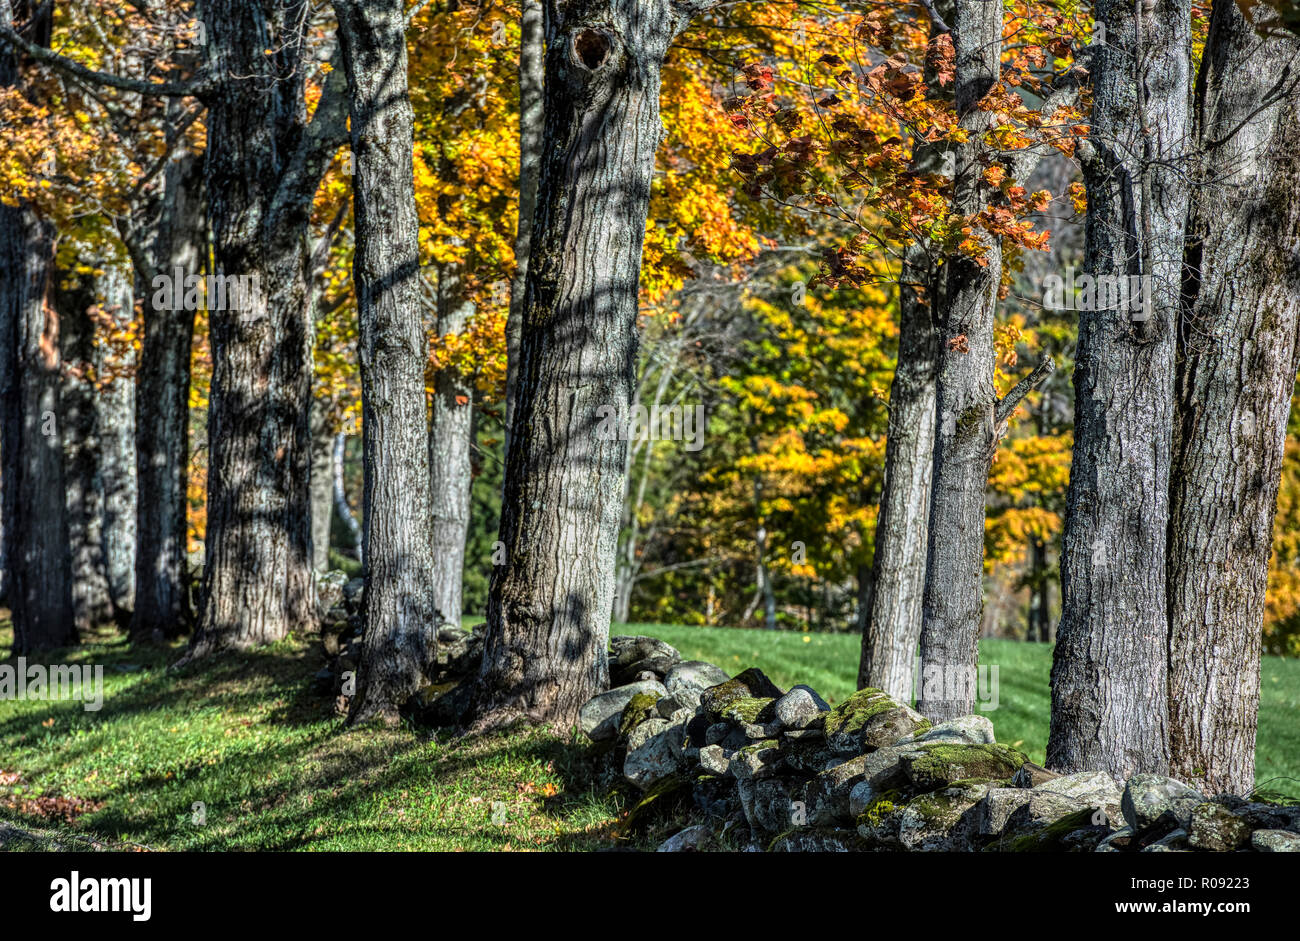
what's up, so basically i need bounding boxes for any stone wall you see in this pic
[580,636,1300,853]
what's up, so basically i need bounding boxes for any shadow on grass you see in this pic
[1,618,631,850]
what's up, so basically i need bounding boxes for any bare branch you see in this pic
[995,355,1056,426]
[0,25,213,97]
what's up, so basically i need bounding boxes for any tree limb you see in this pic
[995,356,1055,426]
[0,24,213,97]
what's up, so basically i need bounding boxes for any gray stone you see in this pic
[770,828,870,852]
[627,717,670,751]
[1252,829,1300,852]
[664,660,731,697]
[578,679,667,742]
[1187,801,1252,852]
[314,570,348,618]
[1121,774,1204,831]
[976,787,1033,836]
[1035,770,1122,824]
[657,824,711,852]
[729,741,784,780]
[897,785,986,851]
[902,714,996,746]
[623,724,680,790]
[773,685,830,730]
[699,744,730,777]
[741,720,783,740]
[608,635,682,686]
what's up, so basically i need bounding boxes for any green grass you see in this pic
[1,618,1297,851]
[0,620,632,851]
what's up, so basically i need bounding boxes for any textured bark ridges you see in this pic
[429,271,472,632]
[1167,0,1300,795]
[1048,0,1192,777]
[133,102,204,643]
[183,0,329,661]
[337,0,440,725]
[467,0,707,731]
[0,0,76,654]
[916,0,1005,721]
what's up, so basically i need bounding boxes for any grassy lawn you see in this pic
[1,617,1297,850]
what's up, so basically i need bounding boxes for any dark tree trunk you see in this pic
[428,268,473,630]
[309,398,334,574]
[56,266,117,632]
[336,0,439,725]
[504,0,544,462]
[916,0,1005,721]
[131,107,204,644]
[0,0,76,653]
[1048,0,1191,777]
[465,0,713,731]
[183,0,347,660]
[1167,0,1300,796]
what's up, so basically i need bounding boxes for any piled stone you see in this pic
[580,639,1300,853]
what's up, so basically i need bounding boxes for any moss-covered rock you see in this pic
[618,690,664,736]
[699,668,784,721]
[823,688,931,754]
[720,696,776,725]
[901,742,1027,791]
[1187,801,1252,851]
[897,785,986,851]
[991,808,1106,852]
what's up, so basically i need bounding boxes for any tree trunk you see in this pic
[97,263,136,615]
[336,0,440,725]
[916,0,1005,721]
[56,266,117,633]
[465,0,707,731]
[857,1,950,703]
[132,111,203,643]
[1166,0,1300,795]
[1048,0,1191,777]
[183,0,344,660]
[504,0,544,463]
[860,238,938,699]
[0,0,76,653]
[309,397,334,574]
[333,431,362,562]
[428,268,473,630]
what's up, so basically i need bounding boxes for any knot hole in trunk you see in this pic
[572,28,613,71]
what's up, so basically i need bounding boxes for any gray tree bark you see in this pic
[336,0,440,725]
[131,100,204,643]
[1048,0,1192,777]
[0,0,76,653]
[504,0,544,462]
[860,238,939,700]
[309,397,334,574]
[97,263,136,614]
[465,0,720,730]
[56,265,118,632]
[182,0,348,661]
[916,0,1009,721]
[1167,0,1300,796]
[858,2,947,705]
[333,431,363,562]
[428,267,473,630]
